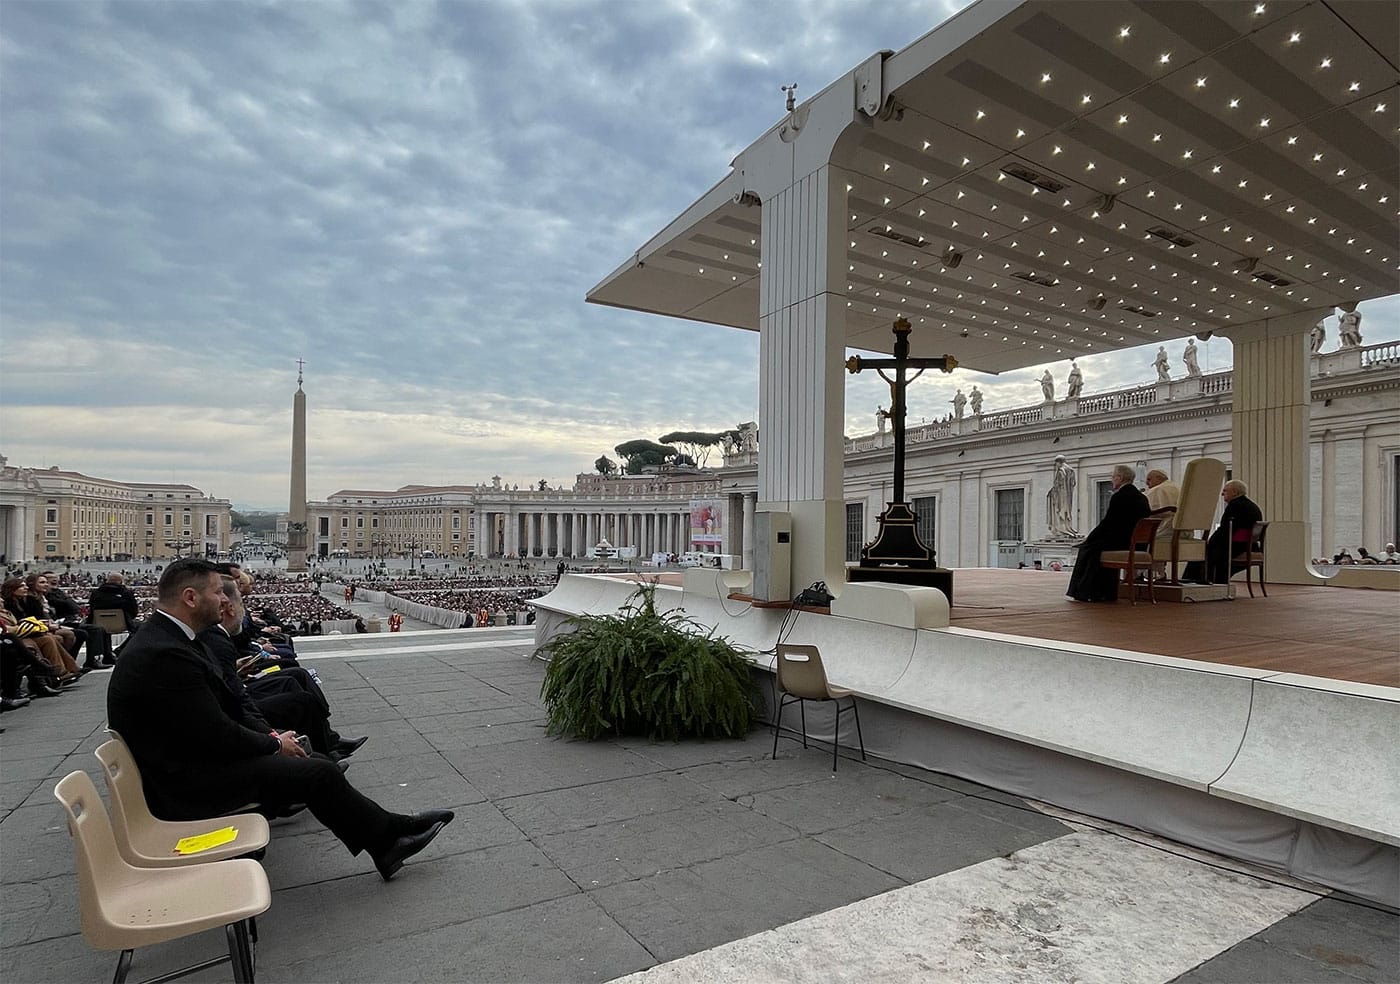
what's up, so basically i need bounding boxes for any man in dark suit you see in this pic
[1066,464,1151,602]
[87,572,141,629]
[1188,479,1264,583]
[107,558,451,880]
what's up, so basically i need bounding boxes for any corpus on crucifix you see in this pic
[844,317,958,600]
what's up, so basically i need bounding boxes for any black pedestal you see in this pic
[846,564,954,604]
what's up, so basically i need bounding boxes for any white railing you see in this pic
[980,406,1043,430]
[1363,341,1400,366]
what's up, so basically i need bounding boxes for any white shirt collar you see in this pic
[157,609,198,641]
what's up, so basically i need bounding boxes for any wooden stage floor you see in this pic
[619,568,1399,688]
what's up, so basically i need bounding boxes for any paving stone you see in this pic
[270,894,653,983]
[1168,937,1380,983]
[813,796,1071,883]
[351,770,487,813]
[677,746,868,799]
[1,875,77,948]
[735,766,966,834]
[441,738,663,799]
[424,718,551,750]
[0,804,77,884]
[500,771,718,836]
[1254,896,1399,983]
[536,799,799,889]
[590,836,905,964]
[615,733,772,770]
[252,840,579,965]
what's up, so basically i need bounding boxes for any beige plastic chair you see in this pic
[771,643,865,770]
[1100,517,1164,604]
[90,608,131,640]
[96,737,270,868]
[54,771,271,984]
[1166,457,1228,582]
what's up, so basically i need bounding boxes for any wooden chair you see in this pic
[89,608,131,637]
[771,643,865,770]
[1166,457,1228,582]
[1100,517,1164,604]
[54,771,271,984]
[1237,521,1270,597]
[95,737,270,868]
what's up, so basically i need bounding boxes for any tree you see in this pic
[230,510,253,531]
[658,431,727,469]
[594,455,616,477]
[614,439,679,475]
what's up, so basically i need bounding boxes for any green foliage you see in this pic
[539,582,762,742]
[659,430,725,469]
[594,455,616,476]
[614,438,679,474]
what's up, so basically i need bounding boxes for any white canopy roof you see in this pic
[588,0,1398,373]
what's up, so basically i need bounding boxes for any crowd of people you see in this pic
[390,588,545,618]
[1318,545,1399,566]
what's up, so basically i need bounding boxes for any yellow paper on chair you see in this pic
[174,826,238,855]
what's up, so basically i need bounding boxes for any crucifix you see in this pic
[845,317,958,595]
[296,357,306,387]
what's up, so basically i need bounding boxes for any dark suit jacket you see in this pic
[1083,483,1151,551]
[107,613,279,810]
[1218,495,1264,548]
[46,587,84,622]
[197,625,274,734]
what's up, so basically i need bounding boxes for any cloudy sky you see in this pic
[2,1,1395,509]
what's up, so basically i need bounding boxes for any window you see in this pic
[45,508,57,523]
[845,502,865,563]
[45,544,56,553]
[319,517,330,535]
[356,518,364,529]
[371,517,378,528]
[146,514,154,526]
[164,515,173,527]
[341,518,349,528]
[1096,480,1115,521]
[995,488,1025,541]
[45,528,57,538]
[913,496,937,550]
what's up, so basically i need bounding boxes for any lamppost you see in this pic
[408,540,420,573]
[164,538,196,560]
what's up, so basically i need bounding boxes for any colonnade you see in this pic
[476,508,707,559]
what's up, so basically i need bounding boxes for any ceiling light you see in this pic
[1182,149,1194,159]
[976,110,986,120]
[1253,3,1265,13]
[1081,94,1092,105]
[1119,26,1131,38]
[1159,52,1171,64]
[1117,114,1128,125]
[1212,164,1222,174]
[1319,58,1331,69]
[1052,145,1063,155]
[1287,136,1298,144]
[1229,98,1240,109]
[1196,77,1207,88]
[1348,81,1360,92]
[1375,102,1387,113]
[1041,72,1052,83]
[1016,128,1026,138]
[1288,31,1301,43]
[1258,117,1270,128]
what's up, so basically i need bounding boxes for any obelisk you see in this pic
[287,360,309,571]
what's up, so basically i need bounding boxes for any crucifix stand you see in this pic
[845,317,957,602]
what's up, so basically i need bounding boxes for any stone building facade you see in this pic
[0,457,232,563]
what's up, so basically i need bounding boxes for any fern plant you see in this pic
[539,581,761,741]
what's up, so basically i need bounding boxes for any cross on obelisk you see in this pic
[844,317,957,599]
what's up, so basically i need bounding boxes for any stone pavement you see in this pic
[1,630,1394,983]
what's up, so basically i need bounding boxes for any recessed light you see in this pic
[1348,81,1360,92]
[1041,72,1052,84]
[1320,58,1331,69]
[1120,26,1131,38]
[1117,114,1129,125]
[1159,52,1171,64]
[1228,98,1240,109]
[1288,31,1301,43]
[1258,117,1271,128]
[1375,102,1387,113]
[1196,77,1207,88]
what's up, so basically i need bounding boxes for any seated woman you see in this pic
[1066,464,1150,602]
[0,579,79,687]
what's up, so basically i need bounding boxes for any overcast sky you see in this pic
[2,1,1395,509]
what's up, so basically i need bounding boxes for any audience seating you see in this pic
[95,735,270,868]
[54,770,271,984]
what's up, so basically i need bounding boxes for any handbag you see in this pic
[12,616,50,638]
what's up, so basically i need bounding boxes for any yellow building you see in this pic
[0,456,232,562]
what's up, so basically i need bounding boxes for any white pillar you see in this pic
[1228,311,1327,583]
[756,166,849,597]
[742,493,756,571]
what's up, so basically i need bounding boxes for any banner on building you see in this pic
[689,499,723,547]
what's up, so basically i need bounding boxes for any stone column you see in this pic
[742,493,756,571]
[756,165,849,598]
[1227,310,1328,583]
[287,376,308,571]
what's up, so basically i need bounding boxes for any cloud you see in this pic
[2,1,1396,508]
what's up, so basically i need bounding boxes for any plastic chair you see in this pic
[1238,521,1270,597]
[95,737,270,868]
[54,771,271,984]
[1100,517,1164,604]
[771,643,865,770]
[90,608,131,638]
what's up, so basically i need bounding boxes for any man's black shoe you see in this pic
[0,696,30,711]
[402,809,455,835]
[334,736,368,757]
[372,818,451,881]
[99,658,117,667]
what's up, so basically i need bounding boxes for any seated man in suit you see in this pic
[1066,464,1151,602]
[87,572,141,630]
[1188,479,1264,583]
[199,576,366,760]
[108,558,451,881]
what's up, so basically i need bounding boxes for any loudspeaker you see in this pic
[752,511,791,603]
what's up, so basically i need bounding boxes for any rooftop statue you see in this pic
[1154,345,1171,383]
[1066,360,1083,399]
[969,385,983,415]
[1339,309,1363,348]
[1309,318,1327,355]
[951,389,967,420]
[1183,338,1201,378]
[1040,369,1054,402]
